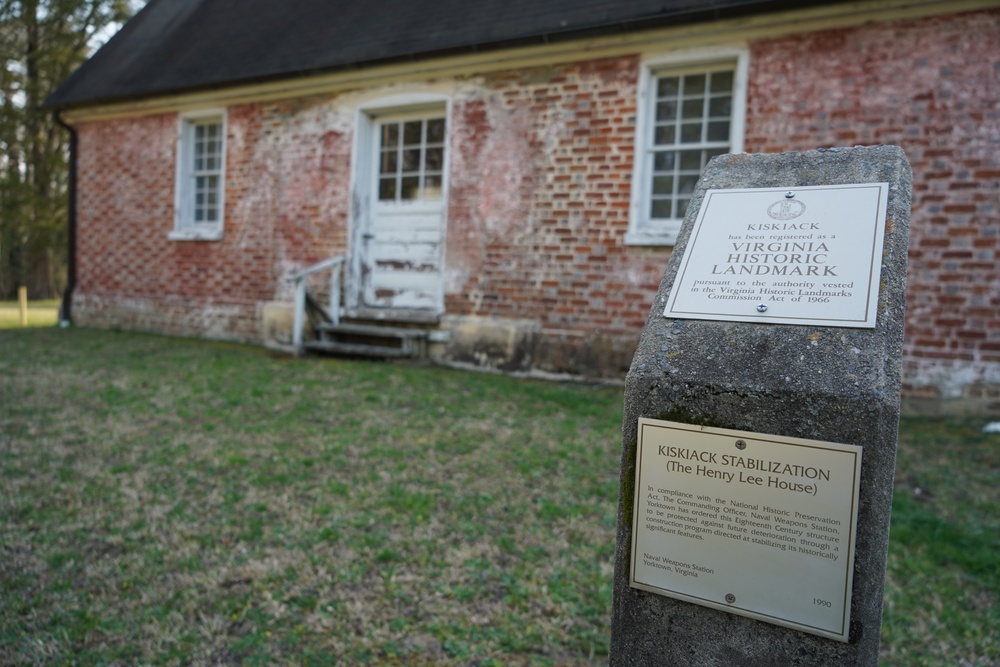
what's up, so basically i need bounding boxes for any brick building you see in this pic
[48,0,1000,413]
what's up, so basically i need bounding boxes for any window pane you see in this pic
[678,175,699,194]
[654,125,675,145]
[400,176,420,200]
[684,74,706,95]
[677,198,691,218]
[655,100,678,121]
[381,124,399,149]
[425,147,444,171]
[380,150,398,174]
[379,177,396,200]
[706,147,728,162]
[707,121,731,141]
[426,118,445,142]
[681,99,704,119]
[651,198,672,218]
[424,174,443,200]
[710,71,734,93]
[652,176,674,195]
[403,121,422,146]
[680,123,702,143]
[402,148,420,171]
[657,76,679,97]
[653,151,676,171]
[679,150,702,170]
[709,96,732,118]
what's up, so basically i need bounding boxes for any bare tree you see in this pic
[0,0,135,299]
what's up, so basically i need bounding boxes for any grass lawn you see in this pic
[0,299,61,329]
[0,329,996,666]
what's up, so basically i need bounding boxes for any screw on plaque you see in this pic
[757,304,768,313]
[726,593,736,604]
[785,191,795,198]
[735,440,747,450]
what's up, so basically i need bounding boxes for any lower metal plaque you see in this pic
[630,418,862,642]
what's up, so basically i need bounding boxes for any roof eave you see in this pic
[45,0,826,111]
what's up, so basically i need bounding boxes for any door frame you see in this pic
[347,92,452,316]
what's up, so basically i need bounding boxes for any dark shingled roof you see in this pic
[48,0,845,109]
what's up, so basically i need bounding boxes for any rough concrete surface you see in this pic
[610,146,912,666]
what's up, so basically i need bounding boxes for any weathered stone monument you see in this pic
[611,146,911,665]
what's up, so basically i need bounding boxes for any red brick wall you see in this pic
[745,8,1000,401]
[74,58,666,373]
[446,57,667,374]
[72,8,999,399]
[74,98,354,340]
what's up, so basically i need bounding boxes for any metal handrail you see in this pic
[285,255,345,353]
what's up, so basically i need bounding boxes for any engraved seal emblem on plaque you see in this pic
[767,198,806,220]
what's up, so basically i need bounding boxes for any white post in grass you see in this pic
[18,286,27,328]
[330,262,341,327]
[292,277,307,354]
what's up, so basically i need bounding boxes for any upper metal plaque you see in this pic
[665,184,889,328]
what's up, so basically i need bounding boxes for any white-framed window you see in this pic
[171,109,226,240]
[376,115,446,202]
[627,48,748,246]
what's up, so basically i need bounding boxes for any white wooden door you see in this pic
[361,114,446,311]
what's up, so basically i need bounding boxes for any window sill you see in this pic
[169,227,223,241]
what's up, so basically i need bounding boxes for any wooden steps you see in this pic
[305,321,427,359]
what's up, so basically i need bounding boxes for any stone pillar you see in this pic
[610,146,911,666]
